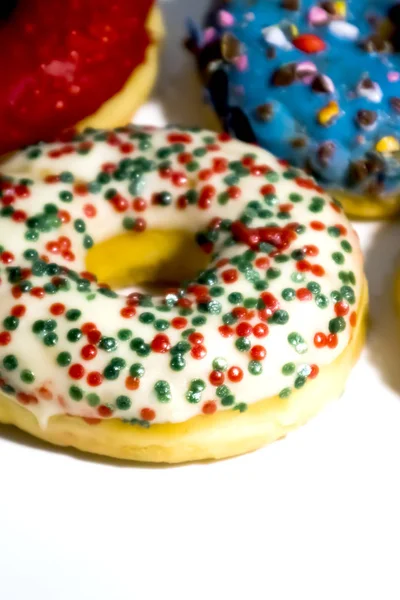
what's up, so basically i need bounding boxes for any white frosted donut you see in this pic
[0,126,366,462]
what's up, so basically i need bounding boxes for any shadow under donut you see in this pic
[363,220,400,394]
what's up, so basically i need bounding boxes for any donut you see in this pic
[0,0,163,155]
[189,0,400,219]
[0,125,367,463]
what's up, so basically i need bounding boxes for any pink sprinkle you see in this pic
[217,9,235,27]
[308,6,329,26]
[203,27,217,44]
[296,61,317,84]
[234,54,249,72]
[388,71,400,82]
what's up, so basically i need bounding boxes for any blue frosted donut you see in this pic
[189,0,400,202]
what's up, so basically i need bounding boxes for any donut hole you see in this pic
[85,229,210,292]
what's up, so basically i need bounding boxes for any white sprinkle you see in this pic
[328,21,360,41]
[356,80,383,103]
[262,26,292,50]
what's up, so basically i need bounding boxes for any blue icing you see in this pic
[193,0,400,197]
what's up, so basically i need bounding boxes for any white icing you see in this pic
[0,126,363,426]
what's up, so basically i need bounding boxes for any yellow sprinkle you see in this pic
[334,1,346,17]
[289,24,298,38]
[317,101,340,126]
[375,136,400,153]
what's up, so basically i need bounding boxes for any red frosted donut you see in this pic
[0,0,162,154]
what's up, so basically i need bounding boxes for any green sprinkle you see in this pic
[59,191,73,203]
[3,316,18,331]
[212,357,228,372]
[288,332,307,354]
[341,240,352,253]
[235,337,251,352]
[20,369,35,384]
[57,352,72,367]
[67,328,82,342]
[282,288,295,301]
[282,362,295,375]
[294,375,306,389]
[3,355,18,370]
[315,294,329,309]
[248,360,262,375]
[129,363,145,378]
[69,386,83,401]
[65,309,82,321]
[329,317,346,334]
[43,332,58,346]
[116,395,131,410]
[99,337,117,352]
[118,329,132,341]
[139,312,155,324]
[87,393,100,407]
[332,252,345,265]
[270,310,289,325]
[170,355,186,371]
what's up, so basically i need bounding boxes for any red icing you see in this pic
[0,0,154,154]
[230,221,296,251]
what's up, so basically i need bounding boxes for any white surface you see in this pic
[2,2,400,599]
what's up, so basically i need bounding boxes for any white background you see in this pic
[2,1,400,598]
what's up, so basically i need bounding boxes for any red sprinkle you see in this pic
[228,366,243,382]
[151,334,171,353]
[141,408,156,421]
[126,376,140,391]
[69,364,85,380]
[314,332,327,348]
[250,345,267,360]
[191,345,207,359]
[202,401,217,415]
[253,323,269,338]
[334,301,349,317]
[0,332,11,346]
[171,317,187,329]
[50,303,65,316]
[296,288,313,301]
[293,33,326,54]
[81,344,97,361]
[209,370,225,386]
[87,372,103,387]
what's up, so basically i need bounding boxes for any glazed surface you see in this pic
[0,0,153,154]
[190,0,400,197]
[0,126,363,427]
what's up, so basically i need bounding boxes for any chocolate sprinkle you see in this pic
[360,35,392,54]
[317,142,335,166]
[356,109,377,128]
[220,32,241,62]
[349,160,369,183]
[271,64,296,86]
[291,137,307,148]
[319,1,336,15]
[390,97,400,113]
[282,0,300,10]
[255,103,274,122]
[311,74,332,93]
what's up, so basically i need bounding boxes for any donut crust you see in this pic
[333,190,400,220]
[0,280,367,464]
[77,6,164,131]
